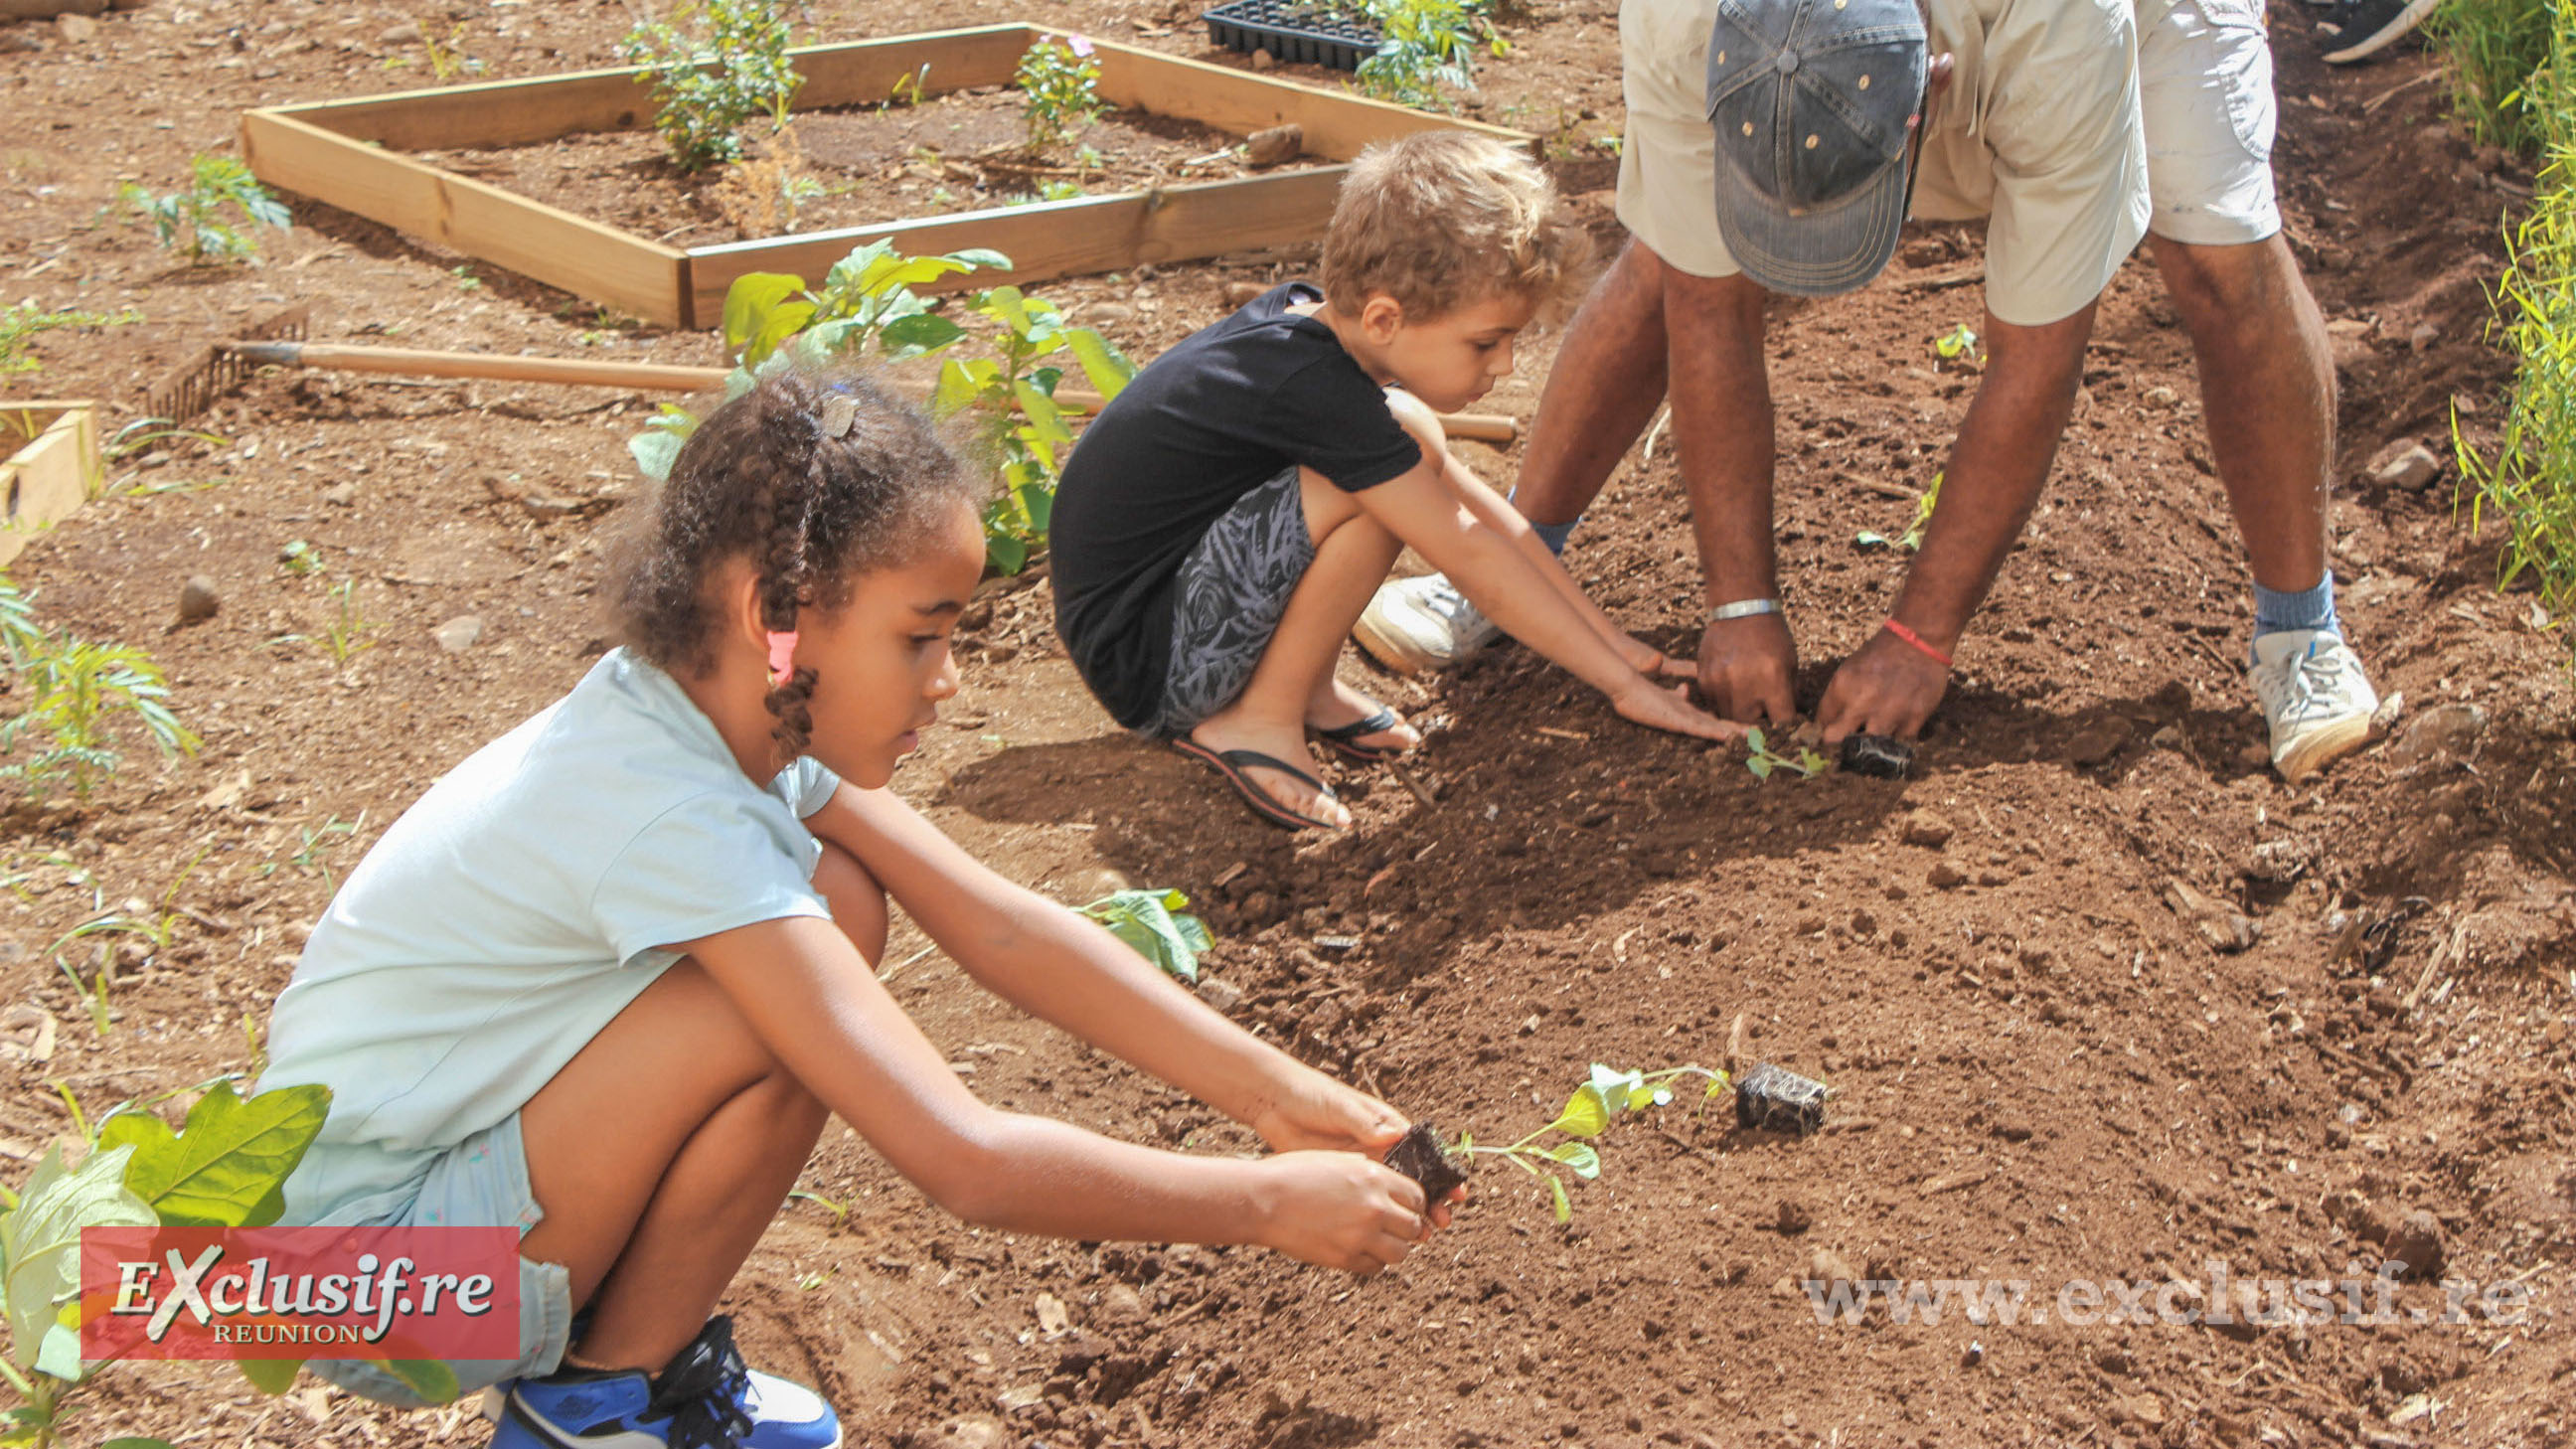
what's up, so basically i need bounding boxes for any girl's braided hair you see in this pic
[606,366,981,761]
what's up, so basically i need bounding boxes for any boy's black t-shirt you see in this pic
[1049,283,1424,729]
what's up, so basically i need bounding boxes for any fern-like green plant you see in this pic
[119,155,289,263]
[1,631,200,798]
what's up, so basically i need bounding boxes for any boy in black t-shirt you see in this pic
[1050,131,1737,831]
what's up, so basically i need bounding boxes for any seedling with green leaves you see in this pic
[642,240,1138,574]
[1353,0,1510,111]
[1015,35,1107,151]
[120,155,289,264]
[1078,888,1212,982]
[273,579,379,669]
[262,814,364,893]
[0,304,140,376]
[1414,1062,1731,1221]
[1742,725,1828,781]
[618,0,803,171]
[1855,470,1944,553]
[0,1078,428,1449]
[1931,322,1980,362]
[0,631,199,800]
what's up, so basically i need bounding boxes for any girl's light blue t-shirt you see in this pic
[261,649,841,1225]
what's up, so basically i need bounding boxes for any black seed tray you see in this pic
[1203,0,1381,73]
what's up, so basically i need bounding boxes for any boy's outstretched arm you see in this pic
[681,904,1433,1272]
[1358,401,1741,743]
[804,785,1427,1165]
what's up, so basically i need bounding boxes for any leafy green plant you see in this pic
[1742,726,1827,781]
[1931,322,1979,362]
[0,1078,352,1448]
[119,155,289,264]
[619,0,803,171]
[1016,35,1107,151]
[0,630,199,799]
[645,240,1138,574]
[276,539,322,576]
[1078,888,1213,982]
[1352,0,1508,111]
[1449,1062,1729,1221]
[0,305,140,376]
[2426,0,2556,157]
[1856,470,1943,553]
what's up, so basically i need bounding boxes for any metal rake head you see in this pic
[144,304,311,423]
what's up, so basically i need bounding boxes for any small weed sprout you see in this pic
[121,155,290,264]
[277,538,323,575]
[451,264,484,291]
[886,63,932,109]
[711,122,828,236]
[1742,726,1827,781]
[262,814,364,893]
[1016,35,1107,151]
[0,304,141,375]
[275,579,379,669]
[1455,1063,1730,1221]
[421,17,484,80]
[620,0,804,171]
[1856,470,1943,554]
[1931,322,1979,362]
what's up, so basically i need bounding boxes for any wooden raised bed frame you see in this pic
[1,402,101,569]
[241,23,1534,330]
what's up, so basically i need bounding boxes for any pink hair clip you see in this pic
[765,629,799,689]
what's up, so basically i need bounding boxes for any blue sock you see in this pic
[1505,488,1578,557]
[2253,570,2339,640]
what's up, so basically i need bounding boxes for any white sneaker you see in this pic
[2249,629,2379,784]
[1354,574,1502,674]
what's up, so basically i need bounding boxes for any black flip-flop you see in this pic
[1173,738,1342,831]
[1309,708,1408,764]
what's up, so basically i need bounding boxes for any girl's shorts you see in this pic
[304,1113,577,1407]
[1141,466,1317,738]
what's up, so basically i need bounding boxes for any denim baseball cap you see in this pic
[1705,0,1928,296]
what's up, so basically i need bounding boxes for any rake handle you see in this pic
[226,342,1521,442]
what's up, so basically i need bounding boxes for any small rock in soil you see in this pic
[2143,385,2180,409]
[1806,1247,1857,1289]
[175,575,221,624]
[2388,702,2486,766]
[322,481,356,507]
[2385,1209,2446,1279]
[57,13,97,43]
[2164,880,2258,953]
[434,615,485,652]
[1928,861,1969,889]
[1094,1282,1148,1325]
[1196,977,1243,1013]
[1774,1198,1814,1234]
[2065,715,2135,766]
[1899,808,1954,849]
[1084,301,1136,326]
[2409,321,2440,352]
[922,1415,1006,1449]
[377,19,422,45]
[1245,122,1303,167]
[1381,1121,1468,1205]
[2368,438,2442,491]
[1248,46,1277,69]
[1840,733,1912,778]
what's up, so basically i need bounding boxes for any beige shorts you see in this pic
[1616,0,2279,319]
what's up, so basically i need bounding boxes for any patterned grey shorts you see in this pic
[1142,466,1316,738]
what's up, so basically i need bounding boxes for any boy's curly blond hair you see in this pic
[1321,130,1591,322]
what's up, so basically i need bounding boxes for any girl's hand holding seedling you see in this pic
[1253,1150,1434,1275]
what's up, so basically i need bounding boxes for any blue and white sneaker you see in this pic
[490,1316,840,1449]
[2249,629,2379,785]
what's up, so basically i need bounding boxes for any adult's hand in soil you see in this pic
[1817,631,1950,743]
[1694,613,1798,725]
[1612,676,1746,743]
[1257,1151,1433,1275]
[1247,1066,1405,1157]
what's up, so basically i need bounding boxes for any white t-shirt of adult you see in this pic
[261,648,842,1226]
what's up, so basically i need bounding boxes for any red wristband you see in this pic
[1881,618,1954,669]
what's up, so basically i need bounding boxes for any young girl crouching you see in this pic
[258,369,1449,1449]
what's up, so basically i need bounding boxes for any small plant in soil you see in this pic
[1742,725,1827,781]
[120,155,290,265]
[1930,322,1980,363]
[1015,35,1108,152]
[262,814,364,893]
[618,0,803,172]
[0,627,199,801]
[1394,1063,1731,1221]
[1855,469,1943,553]
[1077,888,1213,982]
[0,1078,393,1449]
[1838,733,1913,779]
[274,579,379,670]
[0,303,140,376]
[1354,0,1510,112]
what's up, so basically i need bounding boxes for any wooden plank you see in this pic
[268,25,1038,150]
[688,167,1351,327]
[242,110,689,328]
[0,402,98,568]
[1071,32,1536,162]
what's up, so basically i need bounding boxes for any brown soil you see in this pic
[429,86,1300,249]
[3,1,2571,1448]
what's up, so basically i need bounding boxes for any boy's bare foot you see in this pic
[1307,678,1420,760]
[1186,713,1352,830]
